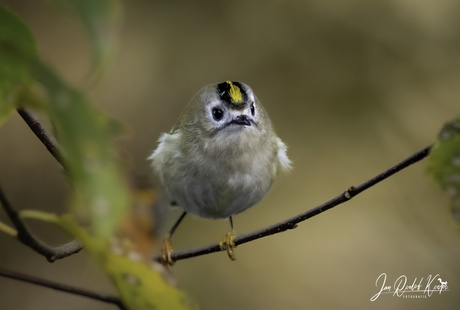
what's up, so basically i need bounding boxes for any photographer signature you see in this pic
[371,273,449,301]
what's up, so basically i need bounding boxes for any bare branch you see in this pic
[17,108,65,167]
[0,267,125,309]
[153,145,432,263]
[0,186,82,262]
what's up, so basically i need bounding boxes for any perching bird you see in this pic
[149,81,291,265]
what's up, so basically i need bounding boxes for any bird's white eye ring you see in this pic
[212,107,224,121]
[250,102,255,116]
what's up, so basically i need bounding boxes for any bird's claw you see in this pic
[160,235,175,266]
[219,230,237,260]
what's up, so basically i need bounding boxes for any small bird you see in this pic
[149,81,291,265]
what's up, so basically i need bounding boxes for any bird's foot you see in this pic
[219,230,237,260]
[160,235,175,266]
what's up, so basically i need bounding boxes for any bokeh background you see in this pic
[1,0,460,309]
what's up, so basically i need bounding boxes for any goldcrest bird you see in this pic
[149,81,291,265]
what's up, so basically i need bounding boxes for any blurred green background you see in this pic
[1,0,460,309]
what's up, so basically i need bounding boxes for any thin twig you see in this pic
[17,108,65,167]
[0,267,126,310]
[2,108,83,260]
[0,186,83,262]
[154,145,432,263]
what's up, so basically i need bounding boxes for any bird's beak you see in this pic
[231,115,252,126]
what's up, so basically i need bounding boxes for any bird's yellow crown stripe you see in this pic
[226,81,243,103]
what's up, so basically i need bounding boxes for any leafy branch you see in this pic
[1,5,191,310]
[1,3,458,310]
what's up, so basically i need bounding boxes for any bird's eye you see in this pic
[212,107,224,121]
[250,102,255,116]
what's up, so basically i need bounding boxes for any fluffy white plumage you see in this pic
[149,81,291,219]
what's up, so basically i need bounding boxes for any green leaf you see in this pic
[17,211,193,309]
[57,215,193,310]
[106,253,193,310]
[45,0,121,80]
[427,118,460,221]
[0,1,128,248]
[35,61,129,240]
[0,6,38,124]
